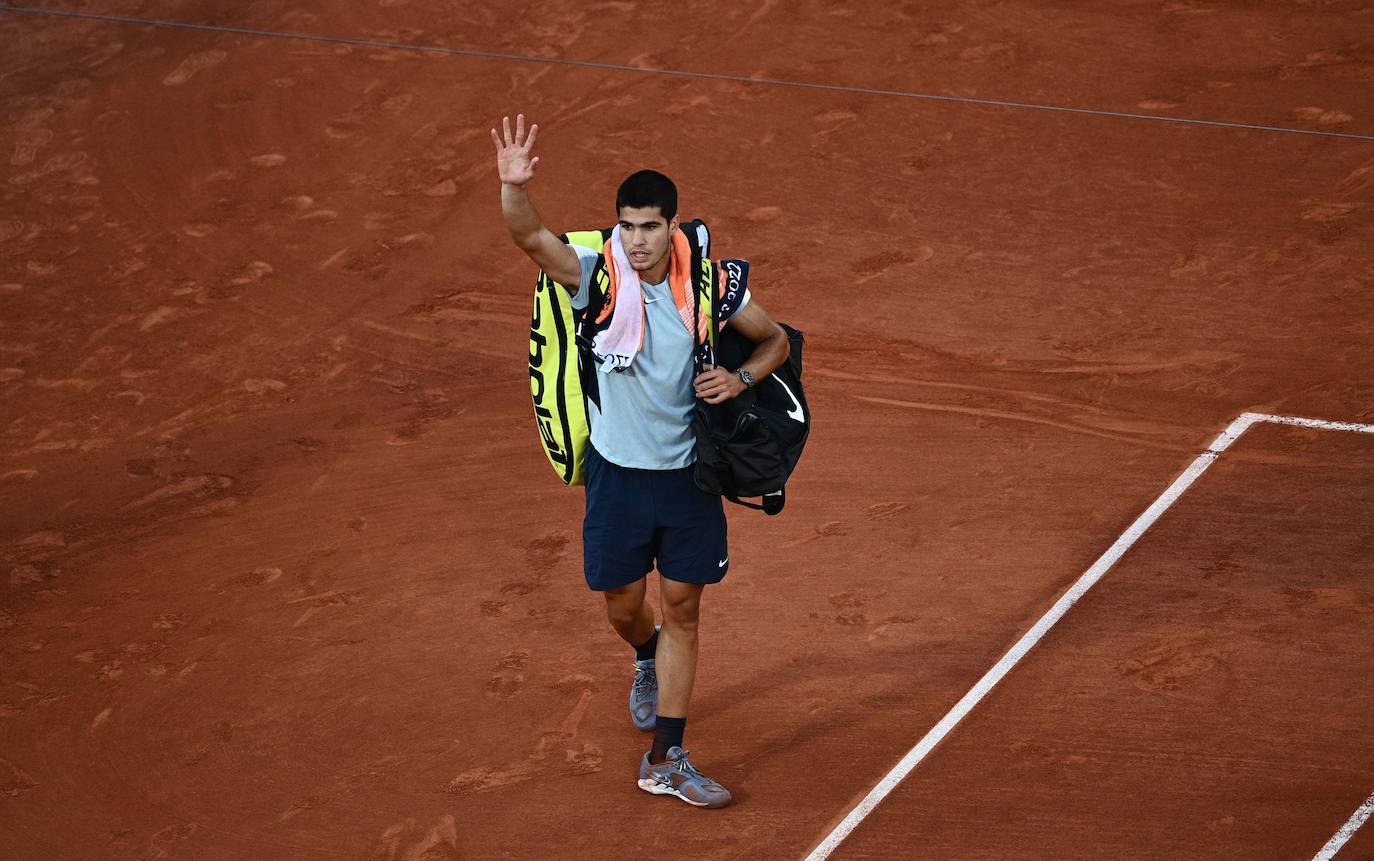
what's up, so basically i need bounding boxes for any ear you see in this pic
[669,214,679,233]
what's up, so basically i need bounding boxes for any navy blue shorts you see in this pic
[582,444,729,591]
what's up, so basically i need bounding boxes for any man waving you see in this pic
[492,114,789,808]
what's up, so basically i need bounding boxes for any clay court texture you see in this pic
[3,1,1374,859]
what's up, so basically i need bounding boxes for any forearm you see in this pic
[500,182,548,249]
[497,180,579,285]
[740,327,790,380]
[693,323,790,404]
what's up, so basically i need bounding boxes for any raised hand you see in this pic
[491,113,540,187]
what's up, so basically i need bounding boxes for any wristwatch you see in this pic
[737,368,756,389]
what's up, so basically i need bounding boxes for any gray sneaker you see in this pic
[629,659,657,731]
[637,747,732,808]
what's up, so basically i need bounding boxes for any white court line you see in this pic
[806,411,1374,860]
[1256,413,1374,435]
[1315,791,1374,860]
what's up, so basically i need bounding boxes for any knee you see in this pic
[603,591,643,627]
[661,593,701,633]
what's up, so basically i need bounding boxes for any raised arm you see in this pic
[491,114,581,287]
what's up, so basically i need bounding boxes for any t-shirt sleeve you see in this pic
[565,244,598,311]
[715,258,752,327]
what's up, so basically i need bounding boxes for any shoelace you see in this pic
[672,750,704,777]
[631,663,656,695]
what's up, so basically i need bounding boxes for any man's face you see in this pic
[617,206,677,272]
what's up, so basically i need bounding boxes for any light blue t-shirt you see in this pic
[568,245,749,470]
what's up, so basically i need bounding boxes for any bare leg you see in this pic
[603,576,655,647]
[656,578,704,717]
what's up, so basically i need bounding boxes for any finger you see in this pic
[490,128,502,150]
[515,113,525,144]
[529,156,539,171]
[524,122,538,150]
[502,115,512,145]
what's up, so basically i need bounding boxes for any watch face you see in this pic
[739,369,755,387]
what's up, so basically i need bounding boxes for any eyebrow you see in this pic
[618,219,664,228]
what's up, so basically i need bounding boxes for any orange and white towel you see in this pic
[591,226,705,372]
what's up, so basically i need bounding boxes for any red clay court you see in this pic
[3,2,1374,859]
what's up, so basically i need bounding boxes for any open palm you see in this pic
[491,113,540,186]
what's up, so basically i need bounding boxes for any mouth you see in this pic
[630,251,651,263]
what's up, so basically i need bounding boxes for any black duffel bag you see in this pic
[691,300,810,515]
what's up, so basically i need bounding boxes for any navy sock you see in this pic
[633,628,659,662]
[651,715,686,764]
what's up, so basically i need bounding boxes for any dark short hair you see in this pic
[615,170,677,221]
